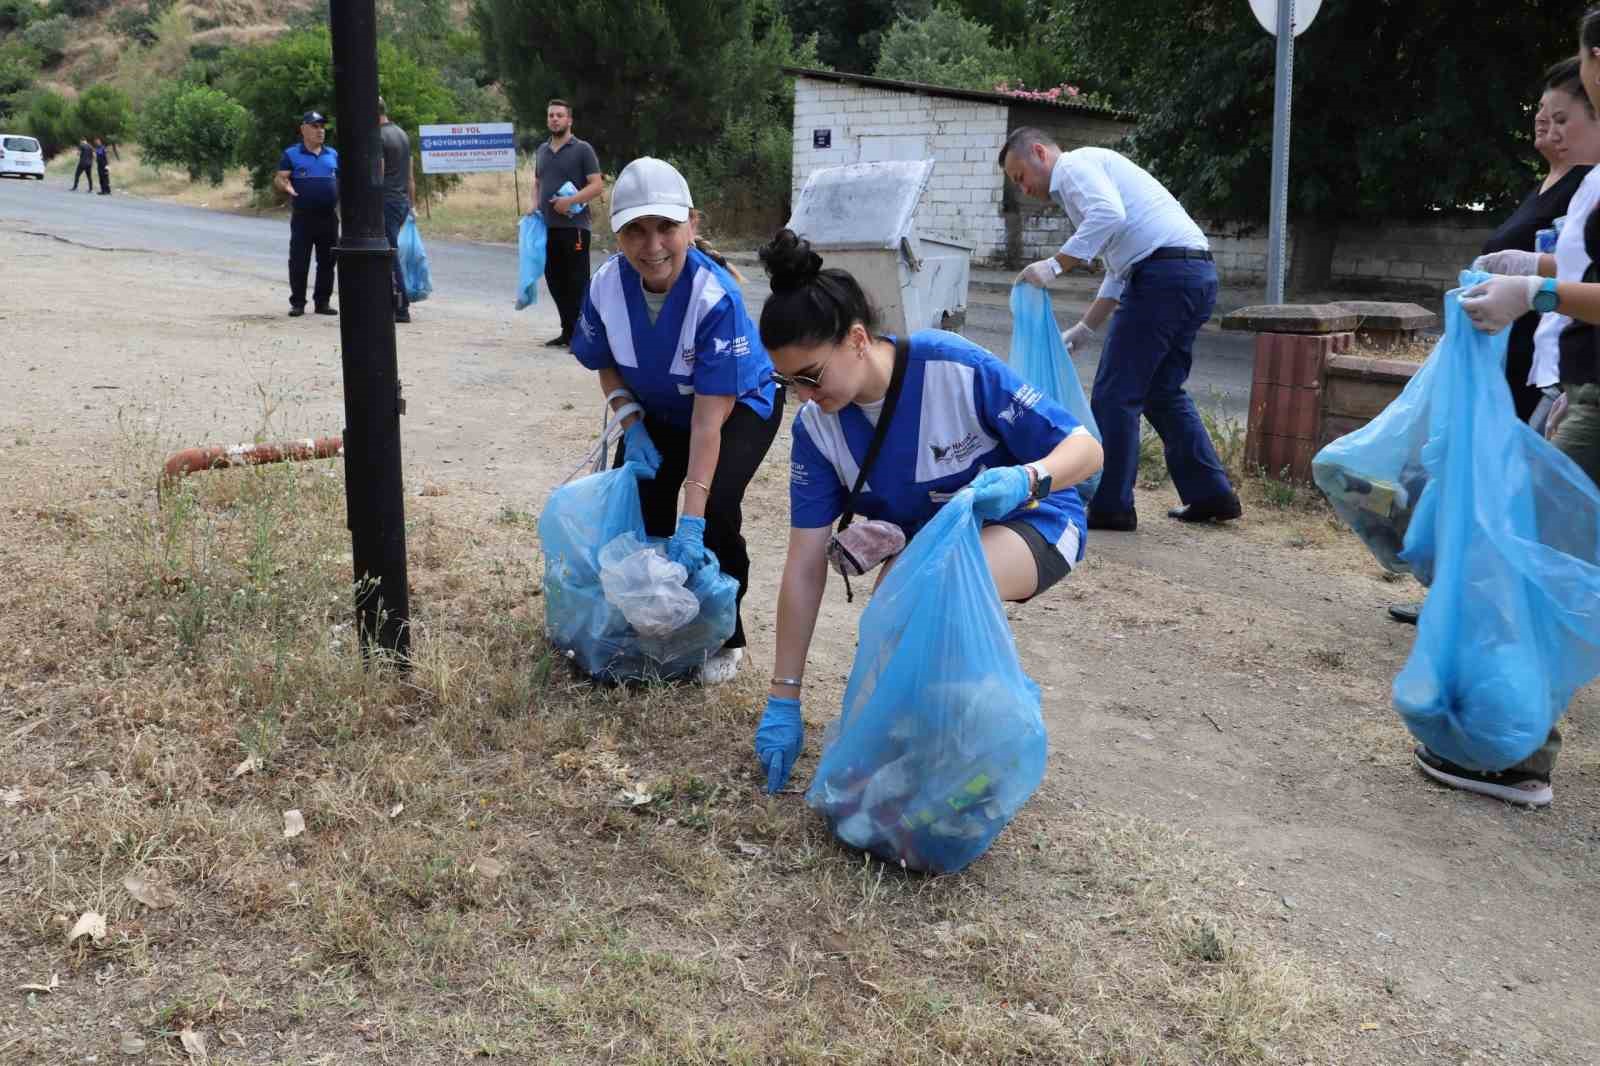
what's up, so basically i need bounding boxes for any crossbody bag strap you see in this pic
[837,334,911,533]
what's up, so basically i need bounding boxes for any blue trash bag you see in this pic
[538,466,739,682]
[805,489,1047,874]
[1008,283,1103,500]
[1348,272,1600,770]
[398,215,432,303]
[555,179,587,217]
[516,213,547,310]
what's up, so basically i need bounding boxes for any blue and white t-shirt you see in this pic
[277,143,339,211]
[571,248,776,430]
[789,330,1087,560]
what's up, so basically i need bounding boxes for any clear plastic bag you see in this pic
[538,468,738,681]
[805,490,1047,873]
[515,213,546,310]
[398,215,432,303]
[1331,272,1600,770]
[598,533,700,637]
[1008,283,1103,500]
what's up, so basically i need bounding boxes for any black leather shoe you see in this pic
[543,334,571,347]
[1087,509,1137,532]
[1387,602,1421,625]
[288,307,305,317]
[394,309,411,324]
[1168,493,1243,523]
[314,305,338,316]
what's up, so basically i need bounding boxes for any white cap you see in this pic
[609,156,693,232]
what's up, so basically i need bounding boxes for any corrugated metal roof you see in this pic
[783,66,1138,122]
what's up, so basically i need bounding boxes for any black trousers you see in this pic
[383,199,409,312]
[97,164,110,194]
[544,226,591,339]
[615,392,786,649]
[289,209,339,309]
[72,163,92,190]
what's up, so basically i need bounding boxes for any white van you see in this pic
[0,135,46,180]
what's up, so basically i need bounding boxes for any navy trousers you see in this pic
[1089,257,1233,515]
[288,208,338,310]
[383,199,409,312]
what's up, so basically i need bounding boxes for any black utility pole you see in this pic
[329,0,411,660]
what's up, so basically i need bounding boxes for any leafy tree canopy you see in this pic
[874,4,1014,91]
[138,81,248,184]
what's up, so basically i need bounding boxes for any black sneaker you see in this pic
[1169,493,1243,524]
[394,309,411,324]
[314,305,338,316]
[1414,746,1552,807]
[288,307,305,318]
[1387,602,1421,625]
[1087,509,1137,532]
[543,334,571,348]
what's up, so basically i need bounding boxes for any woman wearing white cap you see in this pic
[570,157,783,684]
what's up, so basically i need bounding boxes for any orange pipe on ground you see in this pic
[161,436,344,487]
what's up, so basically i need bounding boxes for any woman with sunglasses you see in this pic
[750,229,1104,792]
[570,158,782,684]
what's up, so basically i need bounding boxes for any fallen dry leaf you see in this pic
[17,973,60,994]
[388,803,404,819]
[123,873,179,909]
[282,809,305,839]
[67,910,106,946]
[119,1032,146,1056]
[1,786,22,807]
[734,840,768,858]
[179,1026,207,1061]
[230,755,262,780]
[1359,1021,1381,1032]
[470,856,506,879]
[619,787,654,808]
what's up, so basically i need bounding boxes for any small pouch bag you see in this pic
[826,335,910,601]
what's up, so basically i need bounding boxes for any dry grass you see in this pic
[44,142,262,212]
[0,401,1430,1063]
[1350,336,1436,364]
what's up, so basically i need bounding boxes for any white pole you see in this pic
[1265,0,1294,304]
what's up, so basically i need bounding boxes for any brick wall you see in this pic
[1204,218,1496,291]
[792,77,1012,261]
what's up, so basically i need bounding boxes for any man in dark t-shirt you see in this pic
[71,139,93,193]
[534,98,603,348]
[378,96,417,323]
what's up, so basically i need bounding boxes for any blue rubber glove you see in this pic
[622,420,661,479]
[755,696,803,793]
[969,465,1033,520]
[666,514,715,571]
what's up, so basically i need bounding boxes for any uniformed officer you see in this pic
[274,111,340,318]
[999,127,1242,532]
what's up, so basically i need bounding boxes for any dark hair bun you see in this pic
[759,228,823,293]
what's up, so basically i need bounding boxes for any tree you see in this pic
[874,5,1015,90]
[0,0,41,34]
[780,0,916,73]
[74,83,131,140]
[20,86,75,157]
[138,82,248,184]
[223,27,455,191]
[0,41,38,119]
[21,12,69,66]
[1057,0,1573,227]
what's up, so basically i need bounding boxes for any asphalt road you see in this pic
[0,179,1256,417]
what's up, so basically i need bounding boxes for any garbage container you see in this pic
[785,159,973,334]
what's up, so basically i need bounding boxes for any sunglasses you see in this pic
[768,346,842,391]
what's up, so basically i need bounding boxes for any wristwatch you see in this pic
[1533,277,1560,314]
[1026,462,1053,501]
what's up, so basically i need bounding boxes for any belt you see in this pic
[1142,246,1212,264]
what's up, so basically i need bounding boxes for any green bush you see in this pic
[45,0,108,16]
[138,81,248,185]
[873,5,1015,92]
[0,0,41,34]
[0,40,39,119]
[21,12,69,67]
[19,86,76,157]
[74,82,131,140]
[108,5,157,44]
[223,26,455,193]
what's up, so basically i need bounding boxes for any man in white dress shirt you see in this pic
[999,127,1242,531]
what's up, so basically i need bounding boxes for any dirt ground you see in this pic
[1,225,1597,1064]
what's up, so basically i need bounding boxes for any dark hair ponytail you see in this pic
[756,228,880,351]
[1584,4,1600,51]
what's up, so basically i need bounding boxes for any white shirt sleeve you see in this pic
[1095,273,1125,303]
[1054,155,1128,264]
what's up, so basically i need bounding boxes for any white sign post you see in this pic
[1250,0,1321,305]
[418,122,516,174]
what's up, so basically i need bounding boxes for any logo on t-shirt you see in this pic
[577,313,598,341]
[714,335,752,358]
[929,432,983,466]
[999,384,1044,426]
[790,460,810,487]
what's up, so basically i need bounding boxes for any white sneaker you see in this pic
[698,647,743,685]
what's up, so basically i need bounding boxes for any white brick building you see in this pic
[786,68,1135,268]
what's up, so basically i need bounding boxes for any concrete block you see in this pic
[1388,261,1424,279]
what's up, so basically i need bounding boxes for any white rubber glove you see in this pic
[1061,321,1096,350]
[1471,249,1543,276]
[1460,276,1540,334]
[1018,257,1062,288]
